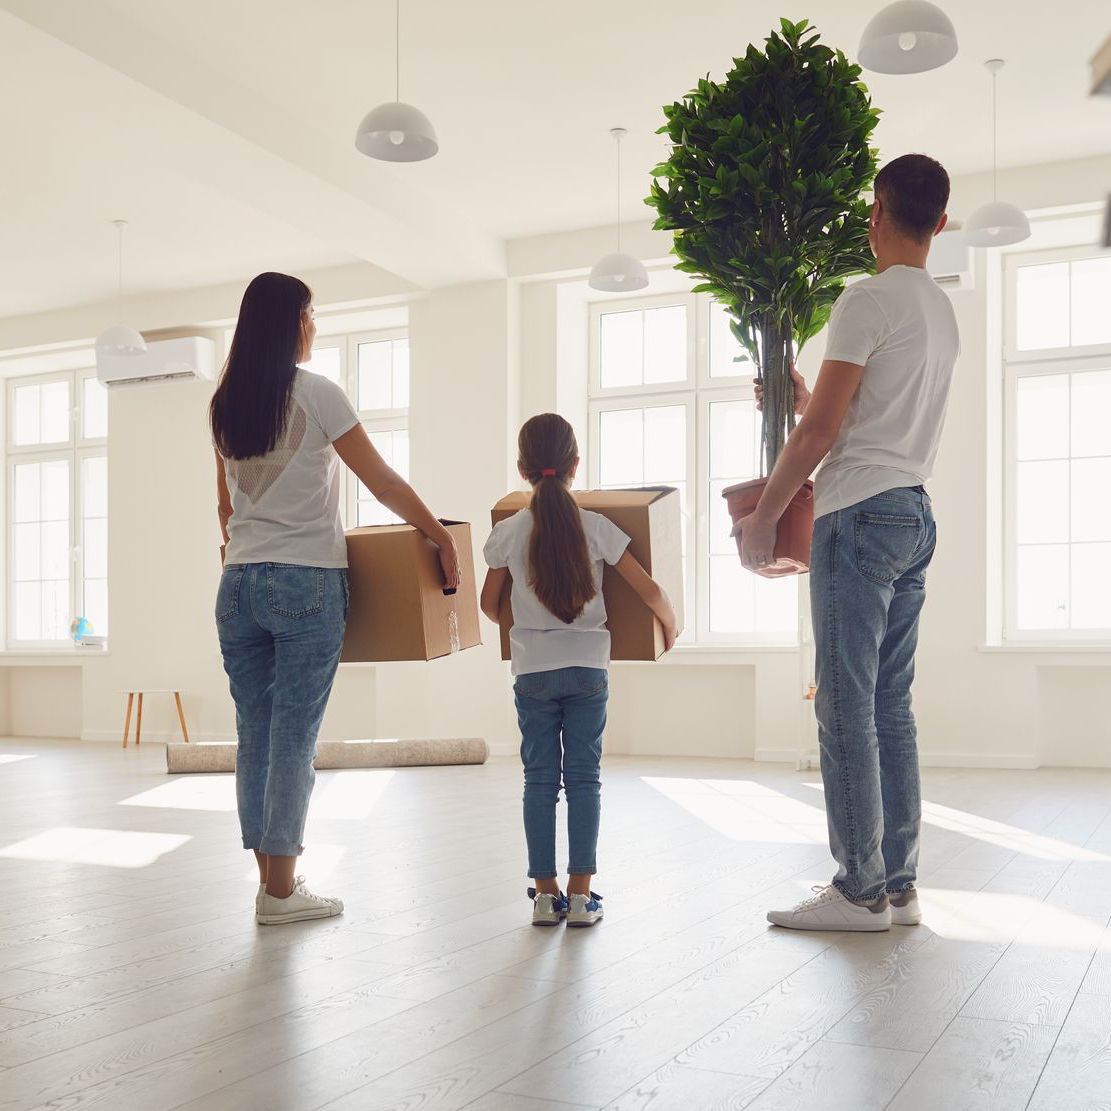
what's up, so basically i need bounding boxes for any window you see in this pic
[588,294,798,646]
[300,328,410,527]
[8,370,109,646]
[1004,248,1111,641]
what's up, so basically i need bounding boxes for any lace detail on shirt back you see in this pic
[228,405,306,503]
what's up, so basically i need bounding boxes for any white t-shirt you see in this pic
[222,370,360,568]
[483,507,631,676]
[815,264,960,518]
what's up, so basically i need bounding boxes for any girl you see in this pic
[481,413,678,927]
[212,272,459,926]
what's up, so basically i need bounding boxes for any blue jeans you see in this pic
[216,563,348,857]
[810,487,936,904]
[514,667,608,879]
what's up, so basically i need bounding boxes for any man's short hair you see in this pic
[874,154,950,240]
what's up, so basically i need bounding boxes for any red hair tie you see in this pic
[541,468,557,477]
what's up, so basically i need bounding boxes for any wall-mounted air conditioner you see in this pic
[926,228,973,290]
[96,335,217,388]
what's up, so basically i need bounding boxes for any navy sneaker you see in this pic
[529,887,568,926]
[567,891,604,927]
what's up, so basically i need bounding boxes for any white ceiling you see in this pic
[2,0,1110,322]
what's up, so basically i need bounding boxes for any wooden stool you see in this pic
[121,689,190,748]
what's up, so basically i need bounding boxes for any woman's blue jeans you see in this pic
[513,666,608,879]
[216,563,348,857]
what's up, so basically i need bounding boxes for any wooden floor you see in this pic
[1,740,1110,1111]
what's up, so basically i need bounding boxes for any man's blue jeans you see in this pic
[810,486,937,903]
[216,563,348,857]
[513,667,608,879]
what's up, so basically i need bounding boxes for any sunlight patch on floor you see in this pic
[0,827,191,868]
[0,753,37,765]
[798,782,1111,863]
[120,776,236,812]
[309,769,396,821]
[642,777,825,843]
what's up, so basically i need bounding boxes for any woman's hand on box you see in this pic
[437,533,461,592]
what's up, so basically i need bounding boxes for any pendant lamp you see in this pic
[355,0,438,162]
[858,1,958,75]
[964,59,1030,247]
[589,128,649,293]
[95,220,146,357]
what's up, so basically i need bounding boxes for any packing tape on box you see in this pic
[447,608,461,654]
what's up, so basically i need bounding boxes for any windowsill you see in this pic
[0,649,110,663]
[978,643,1111,656]
[614,644,799,665]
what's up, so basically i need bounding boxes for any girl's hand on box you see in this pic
[662,620,679,653]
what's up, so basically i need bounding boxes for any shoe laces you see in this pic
[795,884,840,911]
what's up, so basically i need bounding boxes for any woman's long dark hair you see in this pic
[519,413,596,625]
[210,272,312,460]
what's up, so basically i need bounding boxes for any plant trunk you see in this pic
[758,318,796,475]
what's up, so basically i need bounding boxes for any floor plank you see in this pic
[1027,993,1111,1110]
[742,1040,921,1111]
[888,1016,1058,1110]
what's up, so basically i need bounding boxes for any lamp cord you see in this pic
[991,67,998,203]
[395,0,400,102]
[615,131,622,254]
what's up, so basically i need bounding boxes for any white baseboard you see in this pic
[755,746,1039,770]
[80,730,230,744]
[918,752,1040,770]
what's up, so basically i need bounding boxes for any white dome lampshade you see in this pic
[589,127,649,294]
[95,324,147,356]
[963,201,1031,247]
[589,253,649,293]
[355,101,438,163]
[858,1,958,74]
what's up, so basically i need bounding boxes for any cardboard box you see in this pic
[490,487,685,662]
[341,520,481,662]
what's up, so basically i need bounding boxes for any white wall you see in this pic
[3,153,1111,765]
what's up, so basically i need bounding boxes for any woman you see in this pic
[212,272,459,926]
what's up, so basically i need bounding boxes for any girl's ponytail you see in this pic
[519,414,596,624]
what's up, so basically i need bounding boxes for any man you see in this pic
[740,154,959,932]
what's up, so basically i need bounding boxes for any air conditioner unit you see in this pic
[96,335,217,388]
[926,229,973,290]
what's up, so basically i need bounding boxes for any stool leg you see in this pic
[121,693,134,749]
[136,693,144,746]
[174,692,190,743]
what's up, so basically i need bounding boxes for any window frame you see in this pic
[587,292,797,648]
[1002,246,1111,644]
[6,369,107,650]
[300,327,409,529]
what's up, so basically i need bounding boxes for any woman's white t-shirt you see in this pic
[222,370,360,568]
[483,507,630,676]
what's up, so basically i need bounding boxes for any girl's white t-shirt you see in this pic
[484,507,630,676]
[222,370,360,568]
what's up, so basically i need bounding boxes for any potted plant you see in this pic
[646,18,879,574]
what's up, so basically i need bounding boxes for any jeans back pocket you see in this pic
[853,512,923,585]
[215,567,246,624]
[266,564,326,619]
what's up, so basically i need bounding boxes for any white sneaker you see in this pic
[529,887,568,926]
[889,889,921,926]
[256,876,343,925]
[567,892,604,928]
[767,885,890,932]
[256,884,264,915]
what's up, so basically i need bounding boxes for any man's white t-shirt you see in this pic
[815,264,960,519]
[222,370,360,568]
[483,507,630,676]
